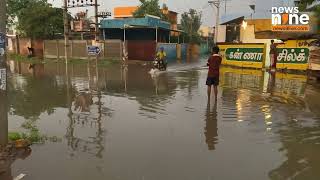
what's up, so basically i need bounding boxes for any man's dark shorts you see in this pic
[206,76,219,86]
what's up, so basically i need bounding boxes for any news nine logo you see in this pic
[271,7,310,32]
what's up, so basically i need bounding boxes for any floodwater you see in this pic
[2,59,320,180]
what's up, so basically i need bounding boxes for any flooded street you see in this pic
[4,60,320,180]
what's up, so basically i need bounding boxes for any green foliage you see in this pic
[8,132,22,141]
[299,0,320,18]
[8,53,43,64]
[7,0,64,39]
[7,0,30,25]
[181,9,202,44]
[299,0,316,9]
[133,0,168,21]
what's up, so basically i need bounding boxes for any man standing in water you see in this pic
[206,46,222,101]
[270,40,277,71]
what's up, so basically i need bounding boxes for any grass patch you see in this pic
[7,118,62,144]
[8,53,44,64]
[8,132,22,141]
[44,57,121,66]
[98,59,120,66]
[8,131,62,144]
[9,53,121,66]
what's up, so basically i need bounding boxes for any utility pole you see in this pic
[68,0,102,41]
[94,0,99,41]
[209,0,220,44]
[63,0,69,63]
[0,0,8,147]
[225,0,227,14]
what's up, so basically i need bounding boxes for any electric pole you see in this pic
[209,0,220,44]
[0,0,8,147]
[63,0,69,63]
[95,0,99,41]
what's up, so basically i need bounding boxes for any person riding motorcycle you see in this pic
[156,47,167,69]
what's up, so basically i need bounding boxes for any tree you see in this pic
[7,0,32,25]
[7,0,64,39]
[181,9,202,44]
[133,0,167,20]
[299,0,320,18]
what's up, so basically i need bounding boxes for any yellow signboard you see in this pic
[276,39,314,70]
[219,41,313,70]
[218,44,267,69]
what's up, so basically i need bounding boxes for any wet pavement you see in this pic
[2,59,320,180]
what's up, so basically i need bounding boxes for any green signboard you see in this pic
[276,48,309,64]
[225,48,264,62]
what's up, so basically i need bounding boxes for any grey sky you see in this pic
[50,0,295,26]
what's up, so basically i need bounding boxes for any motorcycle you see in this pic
[153,58,167,71]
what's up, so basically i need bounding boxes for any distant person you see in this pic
[206,46,222,102]
[27,47,34,58]
[270,40,277,70]
[156,47,167,67]
[29,64,35,69]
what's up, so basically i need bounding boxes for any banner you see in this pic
[277,48,309,64]
[225,48,264,62]
[218,44,266,68]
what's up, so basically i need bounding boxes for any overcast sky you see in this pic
[50,0,295,26]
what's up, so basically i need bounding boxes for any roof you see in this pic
[220,16,244,25]
[168,10,178,15]
[100,16,171,30]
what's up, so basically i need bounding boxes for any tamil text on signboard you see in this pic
[218,44,266,69]
[225,48,264,62]
[277,48,309,64]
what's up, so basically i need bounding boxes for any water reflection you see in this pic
[0,90,8,147]
[269,121,320,180]
[205,102,218,150]
[5,61,320,180]
[74,93,93,112]
[269,86,320,180]
[0,146,32,180]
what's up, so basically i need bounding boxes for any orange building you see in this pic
[162,8,178,36]
[114,7,138,19]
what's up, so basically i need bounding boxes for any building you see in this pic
[98,6,188,61]
[218,17,243,43]
[199,25,214,38]
[162,8,179,36]
[100,16,172,61]
[114,7,138,19]
[113,6,179,36]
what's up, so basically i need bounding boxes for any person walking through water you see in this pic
[206,46,222,102]
[270,40,278,71]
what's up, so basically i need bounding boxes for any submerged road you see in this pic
[3,60,320,180]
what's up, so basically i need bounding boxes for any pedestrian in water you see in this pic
[206,46,222,102]
[27,47,34,58]
[270,40,278,71]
